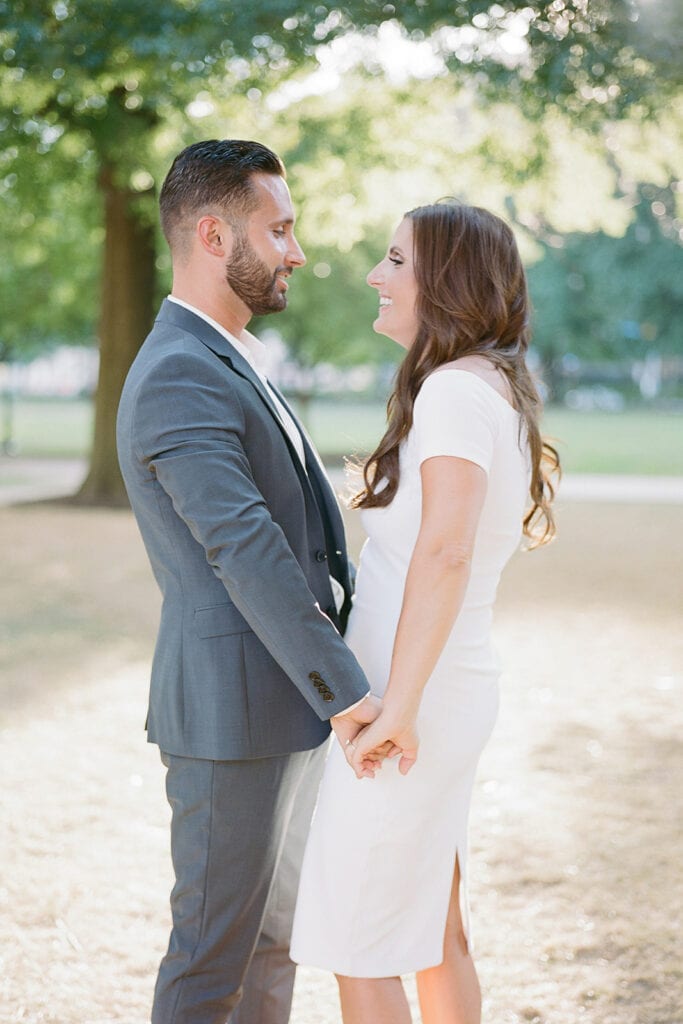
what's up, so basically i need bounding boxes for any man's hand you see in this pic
[331,695,387,779]
[350,708,419,778]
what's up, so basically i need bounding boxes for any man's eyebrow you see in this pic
[268,216,295,226]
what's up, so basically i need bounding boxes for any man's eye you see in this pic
[274,228,286,237]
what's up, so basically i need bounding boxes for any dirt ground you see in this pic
[1,498,682,1024]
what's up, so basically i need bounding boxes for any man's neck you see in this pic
[170,281,250,340]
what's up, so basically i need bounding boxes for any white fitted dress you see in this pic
[291,370,530,977]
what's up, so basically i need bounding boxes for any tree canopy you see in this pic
[1,0,681,498]
[528,180,683,373]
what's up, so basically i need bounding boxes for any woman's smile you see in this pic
[366,218,419,349]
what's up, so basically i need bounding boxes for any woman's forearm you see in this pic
[383,538,472,720]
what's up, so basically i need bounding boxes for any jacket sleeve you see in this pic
[130,347,370,719]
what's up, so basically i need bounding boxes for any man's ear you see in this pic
[196,215,233,257]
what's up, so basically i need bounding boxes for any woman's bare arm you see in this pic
[348,454,487,777]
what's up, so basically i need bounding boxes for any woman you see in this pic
[290,201,559,1024]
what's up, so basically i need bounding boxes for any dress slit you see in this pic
[453,846,472,956]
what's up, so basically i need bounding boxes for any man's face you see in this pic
[225,173,306,316]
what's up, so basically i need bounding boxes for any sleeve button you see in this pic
[315,550,328,562]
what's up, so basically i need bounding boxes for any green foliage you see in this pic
[0,144,100,358]
[1,0,681,365]
[528,180,683,362]
[267,0,682,120]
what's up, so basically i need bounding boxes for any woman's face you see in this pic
[366,218,419,349]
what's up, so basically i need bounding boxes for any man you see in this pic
[117,139,379,1024]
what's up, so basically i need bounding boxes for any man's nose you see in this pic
[287,235,306,267]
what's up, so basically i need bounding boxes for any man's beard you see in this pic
[225,232,289,316]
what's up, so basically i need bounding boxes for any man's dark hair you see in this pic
[159,139,286,253]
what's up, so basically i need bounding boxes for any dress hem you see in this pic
[289,952,446,979]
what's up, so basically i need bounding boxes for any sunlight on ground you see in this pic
[1,502,681,1023]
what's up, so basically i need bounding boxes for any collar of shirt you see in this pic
[167,295,269,376]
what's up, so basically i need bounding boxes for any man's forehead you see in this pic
[250,172,294,221]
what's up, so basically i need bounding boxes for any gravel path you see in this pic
[1,500,682,1024]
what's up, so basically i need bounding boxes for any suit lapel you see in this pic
[155,300,348,597]
[156,299,299,456]
[269,382,346,539]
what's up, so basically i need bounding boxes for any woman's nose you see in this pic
[366,262,382,287]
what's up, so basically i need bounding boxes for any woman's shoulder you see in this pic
[422,357,516,411]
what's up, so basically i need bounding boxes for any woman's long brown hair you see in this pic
[352,201,560,547]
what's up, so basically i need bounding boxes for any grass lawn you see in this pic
[541,408,683,476]
[4,395,682,475]
[6,397,93,457]
[301,400,683,475]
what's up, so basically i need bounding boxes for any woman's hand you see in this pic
[347,707,419,779]
[331,695,390,779]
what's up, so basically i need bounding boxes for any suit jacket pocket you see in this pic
[194,603,251,639]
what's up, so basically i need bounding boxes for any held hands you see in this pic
[331,695,419,780]
[349,706,419,778]
[331,695,386,779]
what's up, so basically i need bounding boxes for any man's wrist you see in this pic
[333,691,371,718]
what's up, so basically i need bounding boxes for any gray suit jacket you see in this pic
[117,300,370,760]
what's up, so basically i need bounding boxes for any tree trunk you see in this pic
[76,165,155,504]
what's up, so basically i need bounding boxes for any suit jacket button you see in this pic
[315,550,327,562]
[322,692,334,702]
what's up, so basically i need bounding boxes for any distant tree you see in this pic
[2,0,315,501]
[527,179,683,396]
[0,137,100,359]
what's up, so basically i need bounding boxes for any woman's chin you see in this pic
[372,321,412,351]
[372,318,397,342]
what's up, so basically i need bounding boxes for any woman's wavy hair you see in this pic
[352,201,560,547]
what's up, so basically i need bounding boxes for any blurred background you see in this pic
[1,3,681,1023]
[0,0,681,492]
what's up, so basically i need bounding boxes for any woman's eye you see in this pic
[389,257,403,266]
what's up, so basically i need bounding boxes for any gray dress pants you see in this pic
[152,740,328,1024]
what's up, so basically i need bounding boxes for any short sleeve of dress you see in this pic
[412,371,500,475]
